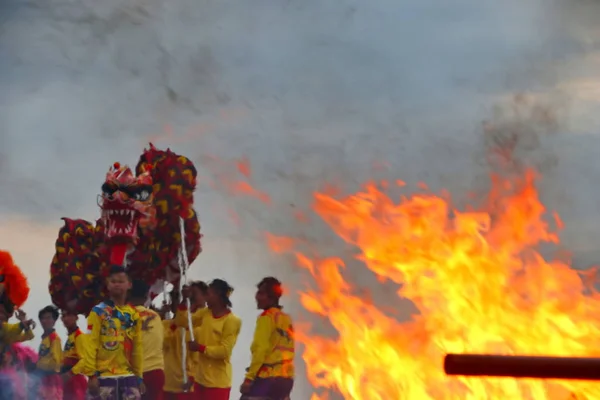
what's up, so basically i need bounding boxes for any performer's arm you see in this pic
[195,317,241,360]
[174,305,190,328]
[17,327,35,342]
[85,312,101,377]
[131,313,144,379]
[70,333,89,376]
[4,322,34,343]
[245,315,273,381]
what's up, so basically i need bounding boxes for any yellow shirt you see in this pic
[0,321,34,345]
[245,307,295,381]
[136,306,164,373]
[174,305,208,329]
[85,301,143,378]
[192,311,241,389]
[37,330,62,373]
[62,328,88,375]
[162,319,198,393]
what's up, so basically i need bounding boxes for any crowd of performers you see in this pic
[0,145,294,399]
[0,266,295,400]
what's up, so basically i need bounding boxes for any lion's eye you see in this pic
[140,190,150,200]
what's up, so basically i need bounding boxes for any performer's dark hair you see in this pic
[0,297,14,316]
[38,305,59,321]
[130,279,149,299]
[209,279,233,307]
[190,280,208,295]
[257,277,283,300]
[108,265,130,280]
[61,308,78,317]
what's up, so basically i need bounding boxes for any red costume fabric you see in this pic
[37,374,63,400]
[143,369,165,400]
[193,383,231,400]
[63,374,87,399]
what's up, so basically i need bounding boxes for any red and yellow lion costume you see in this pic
[0,251,29,312]
[48,144,202,314]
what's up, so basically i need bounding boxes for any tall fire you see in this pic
[268,169,600,400]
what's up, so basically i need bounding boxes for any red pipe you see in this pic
[444,354,600,380]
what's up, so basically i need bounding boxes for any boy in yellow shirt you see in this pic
[175,281,208,388]
[130,279,165,400]
[86,265,144,399]
[187,279,241,400]
[60,308,88,399]
[34,305,63,400]
[162,290,197,400]
[240,277,295,400]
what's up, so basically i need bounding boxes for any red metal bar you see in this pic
[444,354,600,380]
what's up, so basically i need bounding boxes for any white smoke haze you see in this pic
[3,0,600,397]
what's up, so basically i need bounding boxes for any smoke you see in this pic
[2,0,600,397]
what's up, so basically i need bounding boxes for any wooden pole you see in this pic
[444,354,600,380]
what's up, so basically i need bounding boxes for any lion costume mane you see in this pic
[0,251,29,312]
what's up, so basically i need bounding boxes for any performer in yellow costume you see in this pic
[35,305,63,400]
[130,279,164,400]
[240,277,295,400]
[61,308,89,399]
[86,266,144,400]
[188,279,241,400]
[162,290,197,399]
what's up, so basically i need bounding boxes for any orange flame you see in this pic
[231,181,271,204]
[199,155,271,205]
[269,170,600,399]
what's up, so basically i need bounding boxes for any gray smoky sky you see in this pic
[2,0,600,398]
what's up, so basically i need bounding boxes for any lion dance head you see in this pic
[99,162,156,244]
[0,251,29,315]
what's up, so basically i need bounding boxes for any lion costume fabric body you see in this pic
[48,144,202,314]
